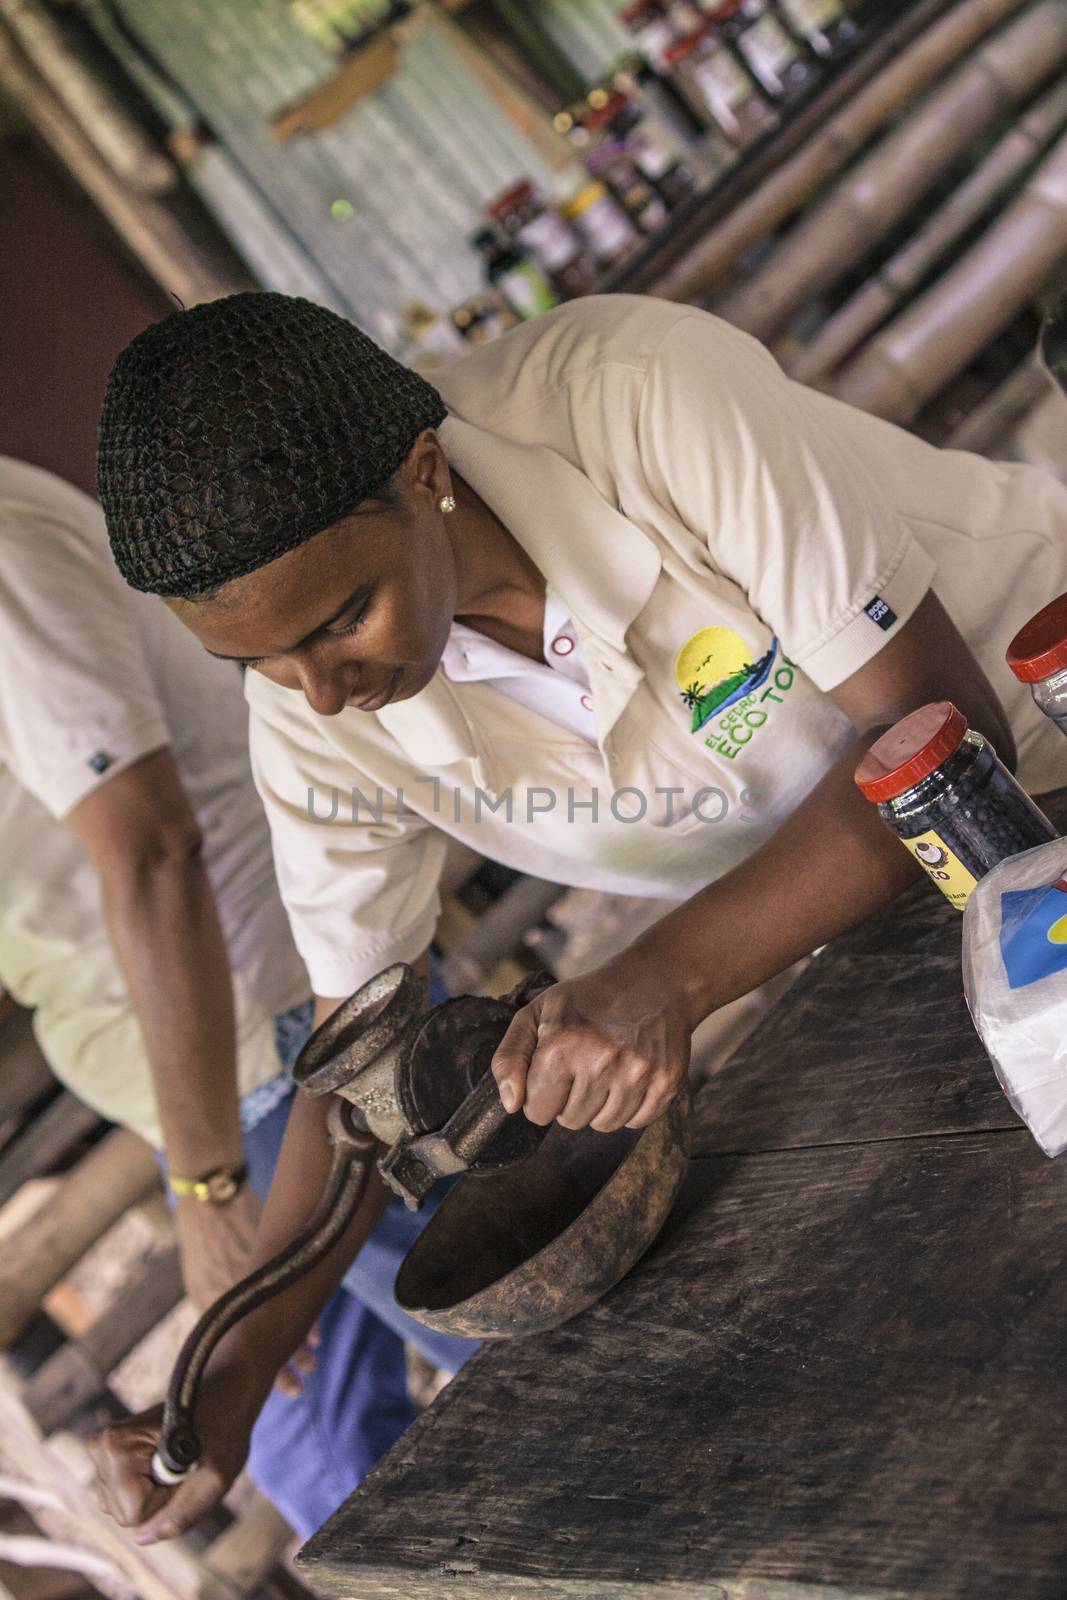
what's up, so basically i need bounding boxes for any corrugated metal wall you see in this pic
[104,0,598,345]
[516,0,630,82]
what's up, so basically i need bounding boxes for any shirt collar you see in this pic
[376,415,661,764]
[437,414,661,652]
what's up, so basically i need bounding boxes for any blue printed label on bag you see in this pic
[999,875,1067,990]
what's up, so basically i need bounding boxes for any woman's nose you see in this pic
[296,657,352,717]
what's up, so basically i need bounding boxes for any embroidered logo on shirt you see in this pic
[863,596,897,631]
[87,751,113,776]
[674,627,796,761]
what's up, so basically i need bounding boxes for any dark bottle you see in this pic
[581,93,671,232]
[611,51,709,147]
[773,0,857,57]
[704,0,816,100]
[607,95,696,208]
[471,228,560,321]
[855,701,1057,911]
[487,181,598,300]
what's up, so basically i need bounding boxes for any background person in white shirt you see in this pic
[0,457,474,1536]
[89,290,1067,1540]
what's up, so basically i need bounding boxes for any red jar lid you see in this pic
[488,180,534,220]
[854,701,969,803]
[1006,592,1067,683]
[664,32,703,61]
[619,1,657,23]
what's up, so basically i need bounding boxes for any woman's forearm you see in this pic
[631,729,923,1027]
[101,849,242,1173]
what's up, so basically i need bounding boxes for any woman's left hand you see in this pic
[490,957,693,1132]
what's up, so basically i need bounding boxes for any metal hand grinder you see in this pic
[152,963,690,1484]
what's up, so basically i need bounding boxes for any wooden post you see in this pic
[439,877,564,994]
[23,1245,184,1435]
[0,1007,55,1129]
[783,76,1067,384]
[0,1093,101,1210]
[0,1128,160,1348]
[945,356,1052,451]
[716,0,1067,340]
[643,0,1031,306]
[832,127,1067,421]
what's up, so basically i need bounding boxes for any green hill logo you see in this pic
[675,627,779,734]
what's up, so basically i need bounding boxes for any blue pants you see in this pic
[240,997,478,1537]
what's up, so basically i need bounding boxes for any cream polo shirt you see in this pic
[0,459,309,1143]
[246,296,1067,1000]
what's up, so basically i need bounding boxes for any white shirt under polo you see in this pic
[441,591,597,743]
[246,296,1067,1001]
[0,459,308,1143]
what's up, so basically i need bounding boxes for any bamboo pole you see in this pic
[23,1245,184,1435]
[645,0,1033,307]
[945,355,1051,450]
[784,77,1067,385]
[717,0,1067,340]
[0,1129,160,1348]
[439,876,565,994]
[0,0,176,193]
[832,129,1067,421]
[0,1094,101,1209]
[0,32,254,308]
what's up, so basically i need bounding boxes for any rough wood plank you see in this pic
[301,1129,1067,1600]
[692,784,1067,1156]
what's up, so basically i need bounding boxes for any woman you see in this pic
[89,289,1067,1540]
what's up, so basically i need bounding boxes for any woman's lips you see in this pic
[350,669,399,712]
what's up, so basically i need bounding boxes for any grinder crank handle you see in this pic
[151,1105,377,1485]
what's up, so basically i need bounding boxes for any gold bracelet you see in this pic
[168,1165,247,1204]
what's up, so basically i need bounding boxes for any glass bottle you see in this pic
[618,0,678,70]
[487,181,598,300]
[664,29,778,146]
[471,228,560,321]
[855,701,1057,910]
[559,181,638,269]
[705,0,815,100]
[774,0,857,58]
[581,95,671,232]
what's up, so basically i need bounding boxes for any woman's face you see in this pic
[169,439,459,717]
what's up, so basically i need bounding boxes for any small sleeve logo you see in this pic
[864,596,897,631]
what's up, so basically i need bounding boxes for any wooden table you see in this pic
[300,787,1067,1600]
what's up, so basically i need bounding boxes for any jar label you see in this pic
[518,212,579,274]
[740,18,800,85]
[692,51,752,115]
[780,0,844,29]
[901,829,978,911]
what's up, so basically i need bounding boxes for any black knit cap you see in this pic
[97,291,448,597]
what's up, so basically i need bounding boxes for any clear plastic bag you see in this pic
[962,836,1067,1156]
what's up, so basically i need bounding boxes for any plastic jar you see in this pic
[854,701,1058,910]
[559,181,637,268]
[1006,592,1067,740]
[487,181,597,300]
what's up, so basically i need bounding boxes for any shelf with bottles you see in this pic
[398,0,919,360]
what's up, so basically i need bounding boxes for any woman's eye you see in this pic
[327,603,370,640]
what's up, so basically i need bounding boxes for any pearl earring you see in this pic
[437,494,457,515]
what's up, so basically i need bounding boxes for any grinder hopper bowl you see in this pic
[151,963,691,1483]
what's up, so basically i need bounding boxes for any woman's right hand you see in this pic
[88,1370,258,1543]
